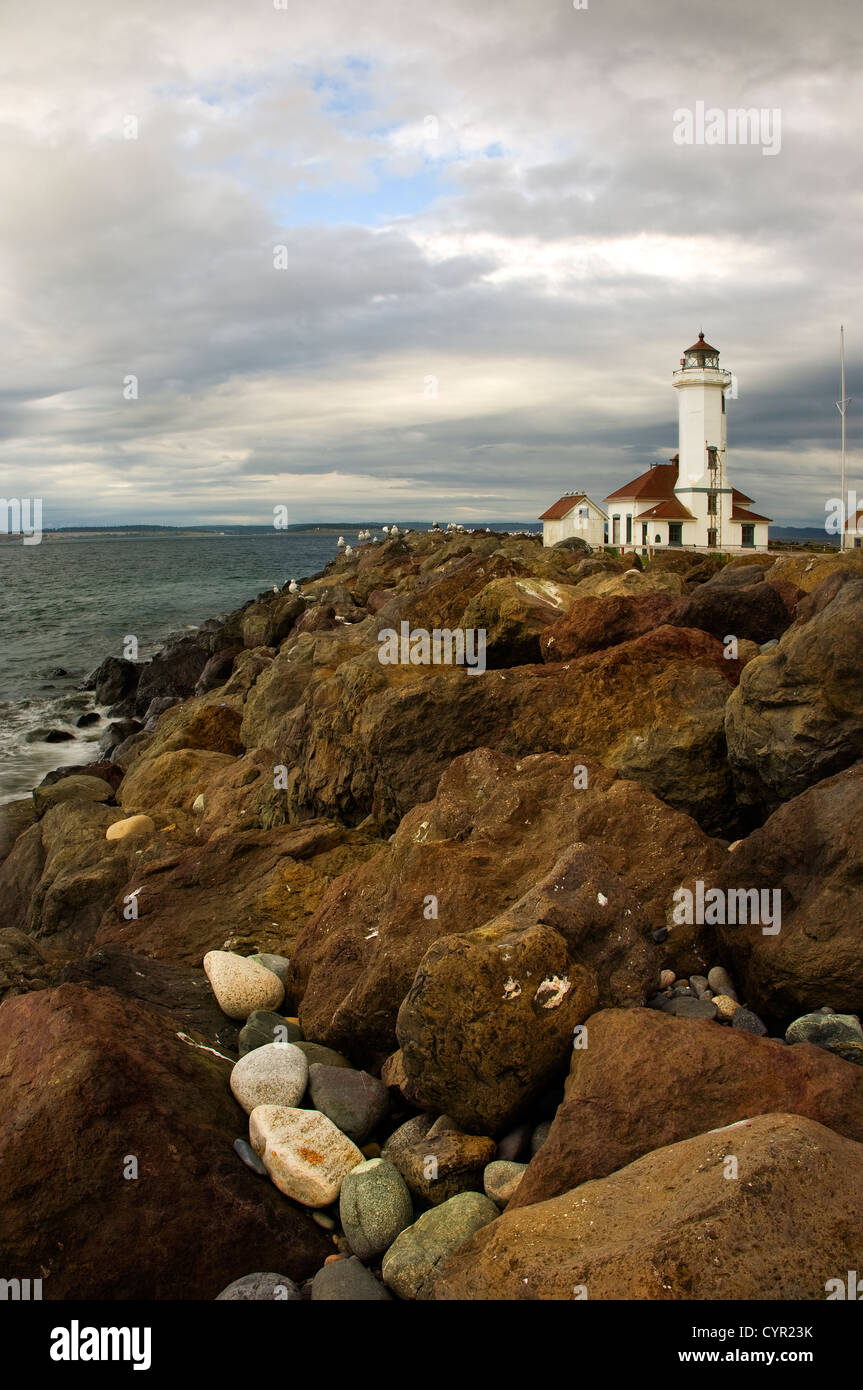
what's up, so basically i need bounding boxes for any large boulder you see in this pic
[396,919,599,1134]
[725,576,863,816]
[118,748,236,815]
[0,798,35,866]
[133,635,213,717]
[435,1113,863,1300]
[84,655,141,706]
[509,1006,863,1209]
[93,820,384,968]
[0,983,331,1298]
[667,580,791,645]
[57,945,242,1051]
[764,549,863,593]
[240,592,306,648]
[710,762,863,1019]
[458,577,584,666]
[251,623,739,835]
[540,593,677,662]
[0,800,132,953]
[292,748,724,1066]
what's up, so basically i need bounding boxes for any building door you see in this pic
[708,528,717,548]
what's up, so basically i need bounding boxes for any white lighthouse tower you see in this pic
[672,331,733,548]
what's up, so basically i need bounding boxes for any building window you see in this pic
[708,528,717,548]
[612,515,620,544]
[741,524,755,548]
[707,491,718,515]
[626,515,632,544]
[669,522,683,546]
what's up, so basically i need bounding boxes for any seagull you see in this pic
[344,544,353,556]
[382,525,389,534]
[390,524,400,537]
[272,585,279,593]
[288,579,299,594]
[337,535,346,549]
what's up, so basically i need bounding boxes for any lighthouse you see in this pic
[541,330,771,552]
[672,331,733,548]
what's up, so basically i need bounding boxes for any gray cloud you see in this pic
[0,0,860,527]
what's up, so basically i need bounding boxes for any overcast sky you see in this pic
[0,0,860,526]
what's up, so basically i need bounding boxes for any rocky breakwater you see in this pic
[1,529,862,1300]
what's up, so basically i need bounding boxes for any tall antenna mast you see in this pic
[837,325,851,550]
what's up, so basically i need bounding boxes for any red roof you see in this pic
[637,497,696,521]
[538,493,588,521]
[732,505,772,523]
[732,486,754,506]
[606,462,678,502]
[684,331,719,355]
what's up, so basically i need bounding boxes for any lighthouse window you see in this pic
[722,394,726,413]
[707,491,718,515]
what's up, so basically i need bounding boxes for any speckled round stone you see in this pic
[712,993,741,1021]
[215,1272,302,1301]
[484,1159,526,1206]
[731,1007,768,1036]
[249,1105,364,1207]
[203,949,284,1020]
[230,1042,309,1113]
[339,1158,414,1262]
[382,1192,499,1300]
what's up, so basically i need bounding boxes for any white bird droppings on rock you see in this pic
[533,975,571,1009]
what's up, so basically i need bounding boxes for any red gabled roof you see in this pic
[732,486,754,506]
[606,462,678,502]
[732,505,772,523]
[637,497,696,521]
[538,492,588,521]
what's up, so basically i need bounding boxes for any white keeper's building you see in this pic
[540,332,771,552]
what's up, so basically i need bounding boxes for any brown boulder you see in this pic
[119,748,237,815]
[435,1112,863,1299]
[711,762,863,1018]
[540,593,677,661]
[725,575,863,815]
[293,748,724,1065]
[240,591,305,648]
[262,623,738,834]
[510,1006,863,1209]
[0,983,330,1297]
[397,919,599,1134]
[94,820,384,970]
[667,580,791,645]
[0,797,35,867]
[57,944,242,1052]
[458,576,584,666]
